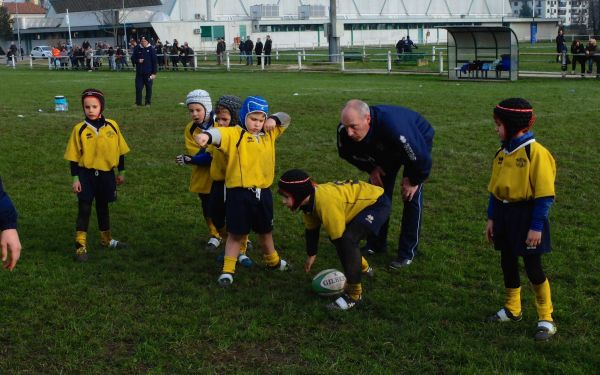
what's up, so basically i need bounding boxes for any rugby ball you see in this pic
[312,269,346,296]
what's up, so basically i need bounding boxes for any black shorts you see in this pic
[78,168,117,203]
[492,199,551,255]
[352,194,391,236]
[209,180,226,230]
[225,187,273,235]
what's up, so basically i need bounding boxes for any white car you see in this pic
[31,46,52,59]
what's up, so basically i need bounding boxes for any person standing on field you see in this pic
[337,99,434,270]
[132,36,158,106]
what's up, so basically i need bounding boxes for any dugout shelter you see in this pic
[444,26,519,81]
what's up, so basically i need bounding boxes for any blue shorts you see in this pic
[78,168,117,203]
[351,194,391,236]
[225,187,273,235]
[492,199,551,255]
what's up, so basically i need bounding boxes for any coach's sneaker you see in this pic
[362,266,375,278]
[217,273,234,287]
[389,258,412,270]
[74,246,88,262]
[327,293,362,311]
[205,237,221,252]
[486,307,523,323]
[268,258,291,271]
[106,239,127,249]
[100,231,127,249]
[238,254,253,268]
[534,320,557,341]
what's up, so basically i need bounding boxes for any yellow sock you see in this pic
[504,287,522,316]
[206,218,221,239]
[532,279,553,321]
[239,234,249,255]
[100,230,112,247]
[263,251,280,267]
[222,256,237,274]
[75,231,87,248]
[346,283,362,301]
[361,256,369,273]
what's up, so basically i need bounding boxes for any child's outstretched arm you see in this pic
[304,226,320,273]
[194,128,221,148]
[264,112,291,132]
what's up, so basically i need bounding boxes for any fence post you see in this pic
[276,48,279,61]
[48,56,52,70]
[29,55,33,69]
[194,51,198,71]
[340,52,345,72]
[226,51,231,71]
[11,55,16,69]
[302,48,306,61]
[432,46,436,62]
[261,53,265,70]
[362,45,366,60]
[204,51,207,61]
[297,51,302,71]
[387,50,392,73]
[439,51,443,74]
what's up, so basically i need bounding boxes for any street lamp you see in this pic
[15,1,22,58]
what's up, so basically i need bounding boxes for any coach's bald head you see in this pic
[341,99,371,142]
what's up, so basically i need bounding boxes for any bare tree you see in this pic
[93,9,132,46]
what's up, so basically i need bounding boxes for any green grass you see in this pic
[0,69,599,374]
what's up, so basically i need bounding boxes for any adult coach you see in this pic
[132,36,158,106]
[337,99,434,270]
[0,177,21,271]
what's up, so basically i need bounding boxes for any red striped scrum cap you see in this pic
[278,169,314,211]
[493,98,536,138]
[81,88,105,113]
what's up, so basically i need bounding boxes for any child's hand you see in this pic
[116,174,125,185]
[194,133,209,147]
[175,154,192,165]
[485,219,494,243]
[72,180,82,193]
[263,117,277,132]
[525,230,542,249]
[304,255,316,273]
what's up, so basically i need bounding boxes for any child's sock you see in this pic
[100,230,112,247]
[263,251,280,268]
[504,287,522,316]
[346,283,363,301]
[532,279,553,321]
[240,234,250,255]
[361,256,370,273]
[206,218,221,240]
[222,256,237,274]
[75,231,87,250]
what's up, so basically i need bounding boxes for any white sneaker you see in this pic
[217,273,233,287]
[205,237,221,252]
[108,239,126,249]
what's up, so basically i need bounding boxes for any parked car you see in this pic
[31,46,52,59]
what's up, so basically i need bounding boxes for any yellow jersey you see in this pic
[488,140,556,202]
[184,121,213,194]
[64,118,130,171]
[303,180,384,240]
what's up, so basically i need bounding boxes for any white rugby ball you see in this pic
[312,269,346,296]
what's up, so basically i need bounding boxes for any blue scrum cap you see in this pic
[240,96,269,126]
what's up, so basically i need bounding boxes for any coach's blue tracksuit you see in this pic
[0,177,18,231]
[337,105,434,261]
[132,43,158,105]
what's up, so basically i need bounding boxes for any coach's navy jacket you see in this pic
[0,177,18,231]
[132,44,158,75]
[337,105,434,185]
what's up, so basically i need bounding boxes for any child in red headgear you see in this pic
[64,88,130,261]
[485,98,557,341]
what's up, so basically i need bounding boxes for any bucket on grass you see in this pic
[54,95,68,112]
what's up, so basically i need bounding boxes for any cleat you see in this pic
[389,258,412,270]
[326,293,362,311]
[74,246,88,262]
[205,237,221,252]
[107,239,127,249]
[268,258,291,271]
[534,320,557,341]
[217,273,233,287]
[238,254,253,268]
[486,307,523,323]
[362,266,375,278]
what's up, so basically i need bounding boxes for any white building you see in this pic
[15,0,560,50]
[509,0,588,26]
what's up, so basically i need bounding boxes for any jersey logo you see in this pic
[497,156,504,165]
[246,136,255,143]
[86,133,93,139]
[516,157,527,167]
[365,214,374,224]
[399,135,417,161]
[106,131,115,138]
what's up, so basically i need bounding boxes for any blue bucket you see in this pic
[54,95,68,112]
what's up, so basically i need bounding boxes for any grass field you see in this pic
[0,68,599,374]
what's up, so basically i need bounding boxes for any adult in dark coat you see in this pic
[245,36,254,65]
[255,37,264,65]
[264,35,272,65]
[337,99,434,270]
[556,29,566,63]
[0,177,21,271]
[132,36,158,106]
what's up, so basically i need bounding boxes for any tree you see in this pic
[519,2,533,18]
[0,6,13,39]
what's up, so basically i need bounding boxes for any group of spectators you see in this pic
[237,35,273,66]
[395,36,417,61]
[556,29,600,77]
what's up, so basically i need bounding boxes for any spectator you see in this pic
[116,47,124,71]
[264,35,272,65]
[556,29,565,63]
[155,39,164,69]
[255,37,263,66]
[586,38,597,75]
[6,49,14,66]
[570,40,586,77]
[107,46,116,71]
[216,37,226,65]
[395,37,405,61]
[171,39,180,70]
[245,36,254,65]
[60,47,69,69]
[239,38,246,63]
[404,36,417,54]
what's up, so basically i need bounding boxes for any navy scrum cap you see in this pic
[278,169,314,210]
[493,98,536,139]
